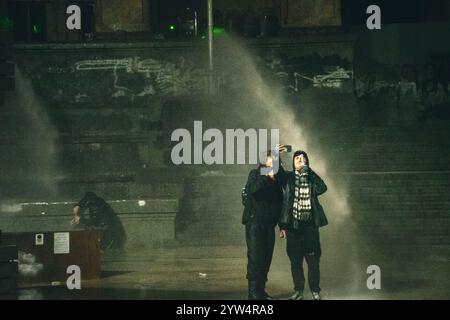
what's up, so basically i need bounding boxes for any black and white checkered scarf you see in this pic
[293,170,312,221]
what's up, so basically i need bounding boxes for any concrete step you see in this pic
[359,224,450,233]
[350,188,450,194]
[351,210,449,219]
[351,203,450,211]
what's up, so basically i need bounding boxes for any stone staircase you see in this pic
[1,127,449,250]
[175,175,247,246]
[349,172,450,245]
[174,171,450,248]
[324,127,450,172]
[174,128,450,250]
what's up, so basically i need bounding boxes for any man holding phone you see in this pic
[242,144,287,300]
[279,150,328,300]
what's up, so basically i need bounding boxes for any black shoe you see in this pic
[248,281,263,300]
[289,291,304,300]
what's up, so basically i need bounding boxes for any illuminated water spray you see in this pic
[7,66,60,198]
[213,35,364,298]
[216,36,350,221]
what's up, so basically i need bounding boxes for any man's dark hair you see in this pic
[292,150,309,169]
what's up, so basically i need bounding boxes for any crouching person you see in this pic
[72,192,126,251]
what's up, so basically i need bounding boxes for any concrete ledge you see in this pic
[120,212,176,248]
[0,199,179,248]
[12,34,358,51]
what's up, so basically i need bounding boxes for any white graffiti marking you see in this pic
[75,58,134,71]
[298,67,353,89]
[275,67,353,92]
[74,57,206,97]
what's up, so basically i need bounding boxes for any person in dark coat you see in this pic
[279,150,328,300]
[242,146,287,300]
[71,192,126,251]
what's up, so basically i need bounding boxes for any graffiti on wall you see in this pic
[355,55,450,111]
[74,57,208,99]
[296,67,353,89]
[261,54,354,93]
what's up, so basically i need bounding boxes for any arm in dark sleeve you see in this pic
[278,182,290,230]
[246,169,272,194]
[310,170,327,196]
[76,192,98,209]
[275,164,288,187]
[278,218,289,230]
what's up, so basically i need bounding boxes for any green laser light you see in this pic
[0,16,13,31]
[213,27,225,36]
[32,24,41,33]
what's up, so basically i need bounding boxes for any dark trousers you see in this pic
[245,222,275,282]
[286,226,321,293]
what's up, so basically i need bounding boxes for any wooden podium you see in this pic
[0,230,101,286]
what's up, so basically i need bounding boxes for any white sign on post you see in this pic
[54,232,70,254]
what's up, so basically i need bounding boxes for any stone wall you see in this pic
[354,22,450,126]
[0,35,356,200]
[1,26,449,250]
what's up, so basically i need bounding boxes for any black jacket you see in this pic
[242,166,287,227]
[279,169,328,229]
[75,192,126,250]
[77,192,115,228]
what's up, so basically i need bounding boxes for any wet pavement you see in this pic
[4,240,449,300]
